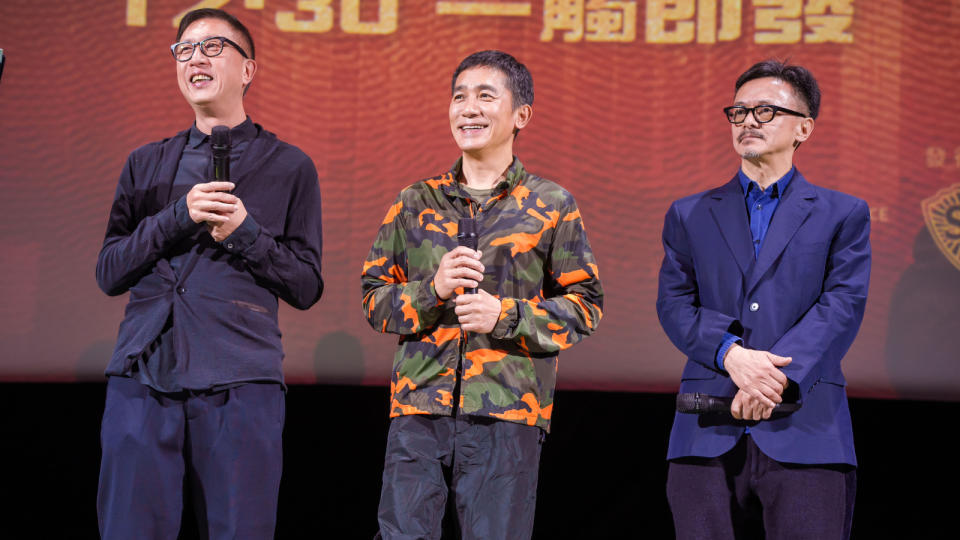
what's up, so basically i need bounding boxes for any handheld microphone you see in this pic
[676,392,801,415]
[211,125,231,182]
[457,218,478,294]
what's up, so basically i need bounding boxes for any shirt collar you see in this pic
[187,116,257,149]
[738,166,796,199]
[447,156,527,199]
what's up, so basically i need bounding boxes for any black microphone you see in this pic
[0,49,6,83]
[457,218,478,294]
[211,125,231,182]
[676,392,802,415]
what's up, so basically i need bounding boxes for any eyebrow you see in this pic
[453,84,500,94]
[733,99,775,106]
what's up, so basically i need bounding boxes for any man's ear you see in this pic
[514,103,532,131]
[242,58,257,87]
[794,116,814,146]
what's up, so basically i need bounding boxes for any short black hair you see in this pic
[735,59,820,119]
[451,50,533,109]
[176,8,255,60]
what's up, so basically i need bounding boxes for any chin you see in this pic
[456,139,488,153]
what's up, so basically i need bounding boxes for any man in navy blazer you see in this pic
[657,60,870,539]
[95,9,323,538]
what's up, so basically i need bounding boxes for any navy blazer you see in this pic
[657,171,870,466]
[96,123,323,386]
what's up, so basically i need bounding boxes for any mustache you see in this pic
[738,130,765,142]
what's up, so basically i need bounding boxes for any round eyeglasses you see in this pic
[723,105,807,124]
[170,36,249,62]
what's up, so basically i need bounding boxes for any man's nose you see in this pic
[461,95,480,116]
[743,109,763,128]
[188,48,211,68]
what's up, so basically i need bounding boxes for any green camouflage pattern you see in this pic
[361,157,603,431]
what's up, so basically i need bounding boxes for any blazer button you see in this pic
[749,302,759,312]
[177,286,186,294]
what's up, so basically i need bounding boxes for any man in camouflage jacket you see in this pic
[362,51,602,539]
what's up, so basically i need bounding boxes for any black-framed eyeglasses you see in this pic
[723,105,807,124]
[170,36,249,62]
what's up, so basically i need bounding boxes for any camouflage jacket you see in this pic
[361,157,603,431]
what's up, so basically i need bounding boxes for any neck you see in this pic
[193,104,247,135]
[740,154,794,190]
[460,147,513,189]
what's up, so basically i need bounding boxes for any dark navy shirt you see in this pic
[130,119,260,392]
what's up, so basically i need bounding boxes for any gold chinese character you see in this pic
[646,0,695,44]
[542,0,584,42]
[437,1,532,16]
[804,0,853,43]
[585,1,636,42]
[646,0,740,43]
[927,147,947,168]
[696,0,741,43]
[754,0,802,44]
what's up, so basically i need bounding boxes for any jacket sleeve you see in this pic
[220,155,324,310]
[95,152,199,296]
[656,201,742,369]
[770,199,871,387]
[491,200,604,353]
[361,195,447,335]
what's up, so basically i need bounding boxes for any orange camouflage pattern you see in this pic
[361,158,603,431]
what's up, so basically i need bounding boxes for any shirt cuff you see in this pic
[174,195,197,232]
[491,298,520,340]
[220,214,261,255]
[716,332,743,371]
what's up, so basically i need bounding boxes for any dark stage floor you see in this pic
[1,383,954,538]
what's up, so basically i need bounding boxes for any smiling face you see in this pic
[449,66,530,159]
[176,17,255,115]
[730,77,814,163]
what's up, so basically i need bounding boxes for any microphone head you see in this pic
[457,218,477,238]
[675,393,702,413]
[211,125,230,153]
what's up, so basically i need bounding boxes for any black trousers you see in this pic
[97,376,285,540]
[667,435,856,540]
[377,414,544,540]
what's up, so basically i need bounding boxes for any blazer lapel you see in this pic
[709,176,754,276]
[746,172,817,294]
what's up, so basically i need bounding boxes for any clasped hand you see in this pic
[186,181,247,242]
[723,344,792,421]
[434,246,501,334]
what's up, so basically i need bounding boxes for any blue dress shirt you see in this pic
[716,166,796,370]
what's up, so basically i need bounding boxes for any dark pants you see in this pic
[97,376,285,540]
[377,414,544,540]
[667,435,856,540]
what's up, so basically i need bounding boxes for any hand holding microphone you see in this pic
[185,125,247,242]
[434,218,484,300]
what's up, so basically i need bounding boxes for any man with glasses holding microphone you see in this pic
[96,9,323,538]
[657,60,870,539]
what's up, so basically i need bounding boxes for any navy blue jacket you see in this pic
[657,171,870,466]
[96,122,323,387]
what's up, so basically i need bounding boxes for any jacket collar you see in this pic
[440,156,528,201]
[708,169,818,290]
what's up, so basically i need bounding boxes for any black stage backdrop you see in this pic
[2,383,955,538]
